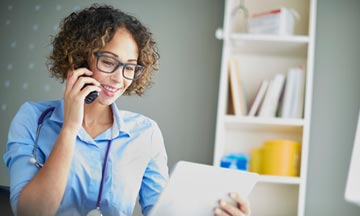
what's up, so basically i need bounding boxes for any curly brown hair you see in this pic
[47,4,159,96]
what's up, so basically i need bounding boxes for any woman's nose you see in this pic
[111,66,125,82]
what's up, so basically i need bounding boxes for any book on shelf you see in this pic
[292,67,305,118]
[279,69,295,118]
[280,67,305,118]
[258,73,285,117]
[228,56,248,116]
[248,80,269,117]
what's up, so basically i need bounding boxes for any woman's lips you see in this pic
[101,84,121,97]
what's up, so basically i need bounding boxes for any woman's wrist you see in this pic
[60,125,79,140]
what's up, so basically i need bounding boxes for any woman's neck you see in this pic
[82,103,114,138]
[83,103,113,126]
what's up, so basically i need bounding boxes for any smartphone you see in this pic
[79,61,99,104]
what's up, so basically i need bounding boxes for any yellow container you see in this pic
[262,140,301,176]
[249,147,263,173]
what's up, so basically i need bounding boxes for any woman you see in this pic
[3,4,250,216]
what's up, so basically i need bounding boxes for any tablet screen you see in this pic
[148,161,259,216]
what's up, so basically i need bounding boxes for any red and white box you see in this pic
[247,8,298,35]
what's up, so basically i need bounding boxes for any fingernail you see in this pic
[214,208,222,214]
[220,200,226,207]
[230,192,237,199]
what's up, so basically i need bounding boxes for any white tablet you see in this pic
[345,111,360,206]
[148,161,259,216]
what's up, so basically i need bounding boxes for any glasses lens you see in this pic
[97,56,117,73]
[124,65,144,80]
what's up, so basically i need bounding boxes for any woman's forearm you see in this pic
[17,127,77,216]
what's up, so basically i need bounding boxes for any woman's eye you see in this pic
[103,60,115,66]
[125,65,135,71]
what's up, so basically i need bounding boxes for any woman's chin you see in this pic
[95,95,120,106]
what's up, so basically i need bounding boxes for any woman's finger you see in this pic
[214,207,231,216]
[77,84,102,100]
[217,199,245,216]
[229,193,250,215]
[65,68,94,94]
[71,76,100,93]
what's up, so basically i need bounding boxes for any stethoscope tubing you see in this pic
[31,107,55,168]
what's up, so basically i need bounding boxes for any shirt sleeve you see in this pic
[3,102,45,215]
[139,121,169,216]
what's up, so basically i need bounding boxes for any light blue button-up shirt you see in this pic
[3,99,169,216]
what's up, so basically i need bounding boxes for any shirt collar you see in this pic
[49,99,131,138]
[49,99,64,123]
[111,102,131,138]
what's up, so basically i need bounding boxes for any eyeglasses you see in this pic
[95,52,145,80]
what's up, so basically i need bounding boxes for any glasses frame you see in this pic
[95,52,145,80]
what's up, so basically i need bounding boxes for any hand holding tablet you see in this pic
[149,161,259,216]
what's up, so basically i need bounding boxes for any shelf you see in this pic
[216,29,309,42]
[224,115,304,137]
[230,33,309,43]
[224,115,304,127]
[215,28,309,57]
[228,33,309,57]
[258,175,301,185]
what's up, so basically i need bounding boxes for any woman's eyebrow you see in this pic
[101,51,137,62]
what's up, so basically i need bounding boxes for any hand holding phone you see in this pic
[79,61,99,104]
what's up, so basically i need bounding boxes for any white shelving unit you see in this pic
[213,0,316,215]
